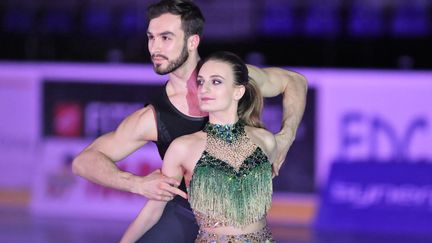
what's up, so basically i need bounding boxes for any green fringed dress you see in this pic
[188,121,274,242]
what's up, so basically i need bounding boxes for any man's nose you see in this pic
[149,38,161,53]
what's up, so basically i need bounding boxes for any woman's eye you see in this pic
[213,79,222,85]
[196,79,204,86]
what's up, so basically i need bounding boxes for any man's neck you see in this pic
[168,53,199,90]
[166,54,207,117]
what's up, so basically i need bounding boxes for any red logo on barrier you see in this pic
[53,102,82,137]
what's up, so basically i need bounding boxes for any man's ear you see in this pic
[234,85,246,101]
[188,34,200,51]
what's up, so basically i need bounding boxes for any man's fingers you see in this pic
[164,177,181,187]
[149,188,175,201]
[158,188,175,197]
[272,157,284,177]
[274,164,279,176]
[164,186,187,199]
[159,180,187,199]
[157,184,187,200]
[151,169,162,175]
[154,195,174,202]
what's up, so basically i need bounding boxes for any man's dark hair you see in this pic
[147,0,205,38]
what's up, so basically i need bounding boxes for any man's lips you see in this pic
[151,55,168,64]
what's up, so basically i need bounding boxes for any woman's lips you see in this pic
[200,97,214,101]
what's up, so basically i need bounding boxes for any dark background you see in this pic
[1,0,431,69]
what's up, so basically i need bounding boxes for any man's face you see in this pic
[147,13,189,75]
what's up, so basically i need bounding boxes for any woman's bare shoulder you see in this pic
[168,131,206,154]
[245,126,276,158]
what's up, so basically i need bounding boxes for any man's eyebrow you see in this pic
[147,31,175,36]
[159,31,175,36]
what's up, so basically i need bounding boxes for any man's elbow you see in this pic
[300,74,308,94]
[277,69,307,91]
[288,72,308,98]
[291,71,308,91]
[71,153,87,176]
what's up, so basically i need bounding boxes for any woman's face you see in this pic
[197,60,242,113]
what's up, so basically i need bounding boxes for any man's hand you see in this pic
[272,132,294,177]
[132,169,187,201]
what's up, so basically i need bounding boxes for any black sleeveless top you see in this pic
[149,84,208,193]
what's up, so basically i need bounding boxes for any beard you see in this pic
[153,42,189,75]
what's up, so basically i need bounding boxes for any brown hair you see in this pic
[200,51,264,128]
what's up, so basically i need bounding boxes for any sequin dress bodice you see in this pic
[188,121,273,229]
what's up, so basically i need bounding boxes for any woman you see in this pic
[120,51,276,242]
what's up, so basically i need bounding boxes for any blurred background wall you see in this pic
[1,0,431,68]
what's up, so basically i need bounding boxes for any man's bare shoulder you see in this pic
[114,105,158,142]
[129,104,155,121]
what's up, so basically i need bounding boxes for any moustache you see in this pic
[151,54,168,60]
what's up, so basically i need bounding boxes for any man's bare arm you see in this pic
[247,65,308,176]
[120,135,188,243]
[72,106,186,200]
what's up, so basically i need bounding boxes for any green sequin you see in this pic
[203,120,245,143]
[188,121,272,229]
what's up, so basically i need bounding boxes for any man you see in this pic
[72,0,307,242]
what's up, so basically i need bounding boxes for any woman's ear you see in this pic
[234,85,246,101]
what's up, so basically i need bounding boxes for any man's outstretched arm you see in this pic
[247,65,308,176]
[71,106,187,201]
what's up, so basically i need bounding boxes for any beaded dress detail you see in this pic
[188,120,273,231]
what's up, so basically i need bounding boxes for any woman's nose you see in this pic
[200,82,211,93]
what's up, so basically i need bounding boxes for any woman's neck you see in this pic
[208,106,239,125]
[208,114,239,126]
[203,119,244,143]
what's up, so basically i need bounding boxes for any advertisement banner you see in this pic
[31,139,161,219]
[31,75,316,219]
[306,69,432,234]
[314,161,432,234]
[307,70,432,187]
[43,81,163,138]
[0,71,39,188]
